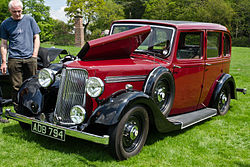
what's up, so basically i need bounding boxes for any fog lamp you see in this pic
[38,68,55,88]
[70,105,86,124]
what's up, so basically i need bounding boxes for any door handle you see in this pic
[206,63,212,66]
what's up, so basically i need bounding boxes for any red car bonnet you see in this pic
[77,25,151,61]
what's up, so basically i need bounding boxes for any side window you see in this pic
[223,33,231,57]
[207,32,222,58]
[177,32,203,59]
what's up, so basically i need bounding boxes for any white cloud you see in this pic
[50,6,69,23]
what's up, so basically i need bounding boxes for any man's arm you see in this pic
[0,39,8,75]
[32,34,40,58]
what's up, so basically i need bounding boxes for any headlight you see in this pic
[86,77,104,98]
[70,105,86,124]
[38,68,55,88]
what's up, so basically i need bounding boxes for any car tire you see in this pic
[149,71,175,116]
[108,105,149,160]
[215,84,231,115]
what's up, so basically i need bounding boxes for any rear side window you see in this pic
[207,32,222,58]
[177,32,203,59]
[223,33,231,57]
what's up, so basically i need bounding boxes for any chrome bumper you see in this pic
[5,110,109,145]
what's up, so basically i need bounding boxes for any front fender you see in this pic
[92,91,152,125]
[18,76,60,115]
[91,90,181,133]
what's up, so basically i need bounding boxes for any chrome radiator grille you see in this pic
[55,68,88,123]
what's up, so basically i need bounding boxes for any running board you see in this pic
[167,108,217,129]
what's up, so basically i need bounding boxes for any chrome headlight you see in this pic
[70,105,86,124]
[38,68,55,88]
[86,77,104,98]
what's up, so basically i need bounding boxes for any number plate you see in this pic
[31,122,66,141]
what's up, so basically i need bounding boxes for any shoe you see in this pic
[0,117,9,123]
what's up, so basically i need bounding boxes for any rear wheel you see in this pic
[215,84,231,115]
[150,72,175,116]
[108,105,149,160]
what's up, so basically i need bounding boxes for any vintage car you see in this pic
[5,19,243,160]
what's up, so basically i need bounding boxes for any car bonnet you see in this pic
[77,25,151,61]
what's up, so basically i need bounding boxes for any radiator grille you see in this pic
[55,68,88,123]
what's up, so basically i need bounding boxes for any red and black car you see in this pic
[5,20,244,160]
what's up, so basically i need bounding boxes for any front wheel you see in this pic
[108,105,149,160]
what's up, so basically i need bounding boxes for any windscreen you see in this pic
[111,24,175,57]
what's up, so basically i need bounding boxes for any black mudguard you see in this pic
[91,90,181,133]
[209,73,237,107]
[18,70,60,115]
[143,66,171,93]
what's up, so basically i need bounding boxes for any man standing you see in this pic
[0,0,40,114]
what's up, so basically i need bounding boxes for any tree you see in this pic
[143,0,234,27]
[52,20,74,45]
[182,0,234,28]
[143,0,182,20]
[230,0,250,44]
[0,0,10,25]
[114,0,147,19]
[22,0,54,42]
[88,0,125,40]
[64,0,105,40]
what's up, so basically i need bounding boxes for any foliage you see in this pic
[143,0,248,46]
[143,0,234,27]
[51,20,75,45]
[232,36,250,47]
[114,0,147,19]
[22,0,54,42]
[88,0,125,40]
[0,46,249,166]
[65,0,105,40]
[229,0,250,44]
[0,0,9,25]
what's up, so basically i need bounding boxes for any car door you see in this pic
[170,30,205,115]
[198,31,223,108]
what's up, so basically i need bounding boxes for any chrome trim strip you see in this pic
[104,75,147,83]
[5,111,109,145]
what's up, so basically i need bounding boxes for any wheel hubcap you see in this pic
[129,125,139,140]
[153,80,169,111]
[123,116,141,152]
[219,91,228,111]
[156,88,166,102]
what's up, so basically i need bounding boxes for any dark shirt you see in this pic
[0,15,41,59]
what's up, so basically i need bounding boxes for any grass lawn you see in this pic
[0,47,249,167]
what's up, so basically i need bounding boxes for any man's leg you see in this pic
[7,58,23,108]
[23,57,37,80]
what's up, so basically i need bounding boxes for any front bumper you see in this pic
[5,110,109,145]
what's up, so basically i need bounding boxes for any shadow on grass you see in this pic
[2,124,113,163]
[146,117,214,146]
